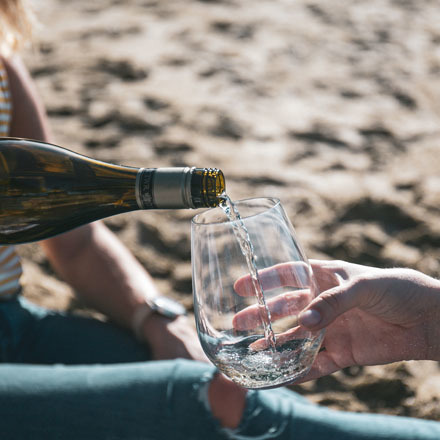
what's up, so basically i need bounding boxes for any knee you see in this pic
[208,373,247,429]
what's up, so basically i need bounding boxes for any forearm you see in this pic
[40,221,158,329]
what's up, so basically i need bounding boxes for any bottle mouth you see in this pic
[190,168,225,208]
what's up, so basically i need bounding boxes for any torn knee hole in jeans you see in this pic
[195,369,215,411]
[193,371,288,439]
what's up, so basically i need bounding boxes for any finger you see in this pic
[298,279,365,331]
[310,259,373,282]
[232,289,312,331]
[309,260,343,291]
[234,262,311,297]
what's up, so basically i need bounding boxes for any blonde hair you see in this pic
[0,0,33,56]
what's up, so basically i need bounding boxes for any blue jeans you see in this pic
[1,296,440,440]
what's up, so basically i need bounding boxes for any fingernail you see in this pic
[299,309,321,328]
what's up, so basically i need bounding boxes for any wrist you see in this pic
[426,306,440,362]
[131,302,155,342]
[418,277,440,361]
[131,296,187,342]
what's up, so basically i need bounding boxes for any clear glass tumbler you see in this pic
[191,197,324,389]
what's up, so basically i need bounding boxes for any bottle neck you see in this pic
[136,167,195,209]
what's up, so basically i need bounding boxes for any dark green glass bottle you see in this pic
[0,138,225,244]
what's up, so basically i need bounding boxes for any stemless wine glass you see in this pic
[191,197,324,389]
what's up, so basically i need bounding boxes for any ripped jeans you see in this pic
[1,296,440,440]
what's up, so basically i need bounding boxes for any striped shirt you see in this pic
[0,59,23,298]
[0,60,11,135]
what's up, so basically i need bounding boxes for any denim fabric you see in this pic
[0,361,222,440]
[1,297,440,440]
[0,296,151,364]
[250,388,440,440]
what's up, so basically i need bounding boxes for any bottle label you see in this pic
[136,168,157,209]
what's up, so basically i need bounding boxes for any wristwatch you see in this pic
[132,296,187,340]
[148,296,187,319]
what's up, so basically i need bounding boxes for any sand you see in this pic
[16,0,440,421]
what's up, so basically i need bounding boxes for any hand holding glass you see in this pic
[191,198,324,389]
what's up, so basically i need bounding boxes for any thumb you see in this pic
[299,279,366,330]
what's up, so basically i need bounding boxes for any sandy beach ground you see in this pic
[17,0,440,421]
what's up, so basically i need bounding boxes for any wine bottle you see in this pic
[0,138,225,244]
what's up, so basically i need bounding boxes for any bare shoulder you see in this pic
[1,54,51,140]
[1,54,31,93]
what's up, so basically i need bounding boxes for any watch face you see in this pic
[153,296,186,318]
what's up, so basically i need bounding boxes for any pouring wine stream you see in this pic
[219,193,277,351]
